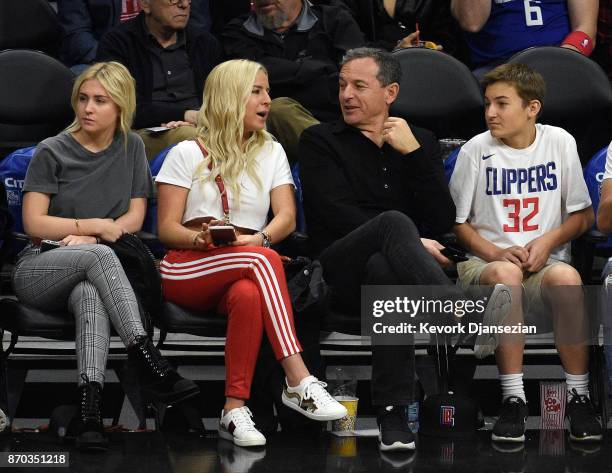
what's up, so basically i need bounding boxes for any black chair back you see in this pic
[0,0,61,54]
[391,47,485,139]
[0,50,74,158]
[508,46,612,164]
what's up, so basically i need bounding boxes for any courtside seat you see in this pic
[320,309,360,336]
[156,303,228,346]
[0,0,61,55]
[0,299,75,341]
[0,234,154,432]
[0,50,73,158]
[0,295,149,432]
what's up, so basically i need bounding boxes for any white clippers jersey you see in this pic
[449,124,591,263]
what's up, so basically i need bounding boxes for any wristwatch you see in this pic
[258,230,272,248]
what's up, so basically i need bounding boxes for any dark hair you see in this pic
[482,63,546,108]
[340,47,402,86]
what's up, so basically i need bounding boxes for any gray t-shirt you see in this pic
[24,131,154,219]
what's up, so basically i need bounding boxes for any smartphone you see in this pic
[440,246,468,263]
[40,240,61,252]
[209,226,237,245]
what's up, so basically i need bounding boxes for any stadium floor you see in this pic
[1,428,610,473]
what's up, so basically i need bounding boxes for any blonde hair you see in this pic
[195,59,270,202]
[65,62,136,143]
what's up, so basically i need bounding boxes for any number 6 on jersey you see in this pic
[524,0,543,26]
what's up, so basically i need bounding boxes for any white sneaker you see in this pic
[473,284,512,359]
[218,406,266,447]
[281,375,348,421]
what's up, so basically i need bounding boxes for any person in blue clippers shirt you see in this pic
[451,0,598,77]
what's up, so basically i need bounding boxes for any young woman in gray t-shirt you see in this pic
[12,62,199,451]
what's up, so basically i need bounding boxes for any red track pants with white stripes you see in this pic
[160,246,302,399]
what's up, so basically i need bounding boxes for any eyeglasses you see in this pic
[165,0,191,5]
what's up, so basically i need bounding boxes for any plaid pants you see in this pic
[12,244,147,386]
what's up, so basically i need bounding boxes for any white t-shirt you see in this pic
[601,141,612,181]
[155,139,294,231]
[449,124,591,263]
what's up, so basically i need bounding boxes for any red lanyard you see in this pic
[194,139,230,224]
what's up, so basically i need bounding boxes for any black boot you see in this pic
[128,335,200,406]
[75,375,108,451]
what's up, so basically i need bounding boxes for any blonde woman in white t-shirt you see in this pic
[156,59,346,448]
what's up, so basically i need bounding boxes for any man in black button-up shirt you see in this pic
[97,0,221,158]
[299,48,507,451]
[299,47,457,261]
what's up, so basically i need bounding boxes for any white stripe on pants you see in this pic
[160,249,300,358]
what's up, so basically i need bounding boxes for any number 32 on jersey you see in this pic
[503,197,540,232]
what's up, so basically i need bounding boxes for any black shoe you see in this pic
[128,335,200,406]
[75,375,108,452]
[377,406,416,452]
[566,390,603,442]
[491,397,528,443]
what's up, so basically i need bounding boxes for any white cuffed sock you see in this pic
[565,372,589,400]
[500,373,526,402]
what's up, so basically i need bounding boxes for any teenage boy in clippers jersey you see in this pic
[449,63,602,444]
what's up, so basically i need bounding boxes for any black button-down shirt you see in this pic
[299,120,456,254]
[147,29,200,110]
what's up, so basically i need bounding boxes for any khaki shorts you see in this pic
[456,258,565,317]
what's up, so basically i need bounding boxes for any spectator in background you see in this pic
[58,0,212,73]
[97,0,221,160]
[223,0,365,165]
[451,0,599,77]
[337,0,467,59]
